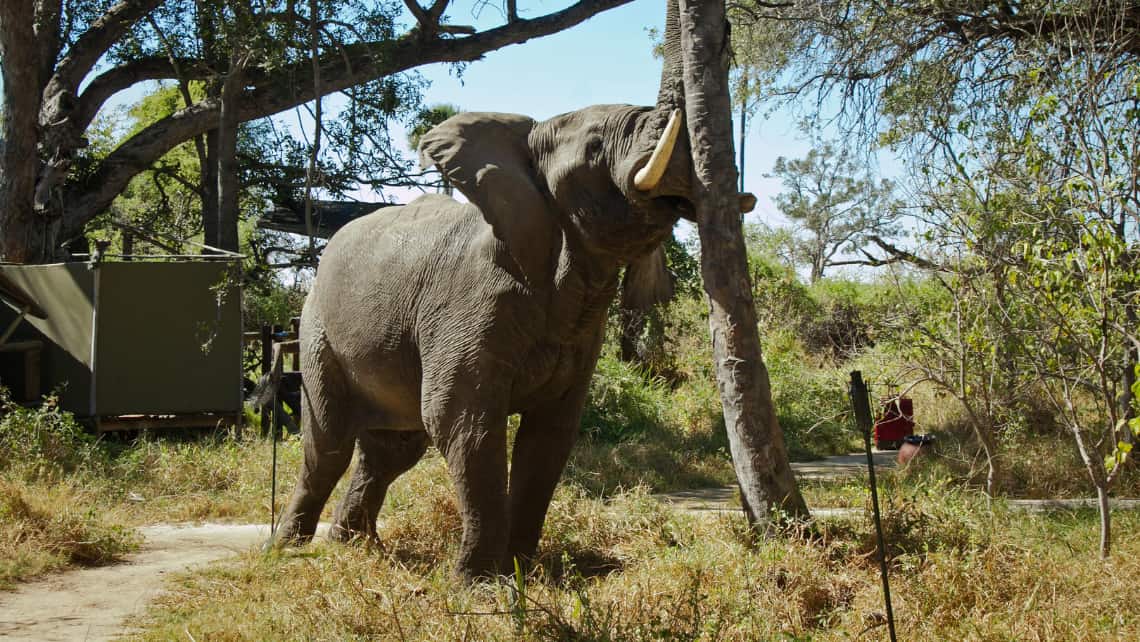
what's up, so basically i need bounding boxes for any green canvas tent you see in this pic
[0,259,243,432]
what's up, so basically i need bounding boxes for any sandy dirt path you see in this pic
[0,523,272,642]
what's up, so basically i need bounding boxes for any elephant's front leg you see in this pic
[423,395,510,581]
[507,393,586,567]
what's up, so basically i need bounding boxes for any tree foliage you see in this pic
[0,0,635,262]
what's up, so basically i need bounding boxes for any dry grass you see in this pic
[119,459,1140,641]
[0,479,139,588]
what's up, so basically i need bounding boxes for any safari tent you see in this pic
[0,258,243,432]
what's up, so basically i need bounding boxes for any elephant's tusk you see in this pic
[633,109,682,191]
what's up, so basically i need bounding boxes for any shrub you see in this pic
[764,329,860,459]
[581,355,671,443]
[0,480,138,587]
[0,390,106,478]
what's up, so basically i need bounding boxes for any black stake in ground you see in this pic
[849,370,897,641]
[271,386,279,535]
[248,338,294,538]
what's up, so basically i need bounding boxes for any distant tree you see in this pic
[769,142,899,282]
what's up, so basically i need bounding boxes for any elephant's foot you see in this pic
[328,502,379,543]
[455,541,511,582]
[273,504,322,545]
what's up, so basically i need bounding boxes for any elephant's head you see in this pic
[417,104,702,264]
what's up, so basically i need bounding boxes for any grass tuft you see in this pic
[0,480,139,588]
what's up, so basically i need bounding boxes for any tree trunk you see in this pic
[1069,418,1112,558]
[1096,484,1111,559]
[677,0,809,525]
[202,129,220,249]
[215,56,247,253]
[0,0,48,263]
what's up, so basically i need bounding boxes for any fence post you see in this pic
[290,317,301,371]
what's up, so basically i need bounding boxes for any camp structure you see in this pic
[259,199,395,238]
[0,257,243,432]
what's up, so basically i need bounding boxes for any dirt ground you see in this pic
[0,524,272,642]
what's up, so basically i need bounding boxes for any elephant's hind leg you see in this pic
[275,324,354,544]
[330,430,430,542]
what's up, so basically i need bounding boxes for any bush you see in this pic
[0,391,107,478]
[581,355,671,443]
[764,329,860,459]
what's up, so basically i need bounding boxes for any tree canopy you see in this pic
[0,0,634,262]
[728,0,1140,556]
[768,141,898,282]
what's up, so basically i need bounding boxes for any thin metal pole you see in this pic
[260,324,272,437]
[849,371,897,642]
[270,385,279,535]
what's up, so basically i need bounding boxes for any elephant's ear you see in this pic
[418,112,548,235]
[620,244,674,312]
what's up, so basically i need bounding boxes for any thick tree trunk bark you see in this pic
[215,56,247,253]
[677,0,809,525]
[201,129,220,249]
[0,0,48,263]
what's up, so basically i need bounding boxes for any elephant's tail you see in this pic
[247,340,297,409]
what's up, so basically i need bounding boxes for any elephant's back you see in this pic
[311,194,483,334]
[301,195,490,426]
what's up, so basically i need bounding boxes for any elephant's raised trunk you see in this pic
[633,109,682,191]
[657,0,684,111]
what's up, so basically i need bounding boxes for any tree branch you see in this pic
[49,0,164,96]
[74,56,210,134]
[62,0,635,234]
[33,0,62,83]
[845,235,942,271]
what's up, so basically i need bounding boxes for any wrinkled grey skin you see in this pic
[275,104,696,580]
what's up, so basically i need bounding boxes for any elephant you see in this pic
[274,103,753,580]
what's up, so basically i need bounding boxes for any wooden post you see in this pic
[678,0,809,524]
[290,317,300,371]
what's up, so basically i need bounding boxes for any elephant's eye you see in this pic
[584,135,604,164]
